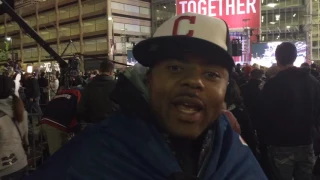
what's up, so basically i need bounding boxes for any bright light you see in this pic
[108,17,113,21]
[270,22,276,24]
[286,26,291,28]
[275,15,280,21]
[27,65,33,73]
[163,6,166,9]
[5,37,11,41]
[293,13,296,17]
[267,3,277,7]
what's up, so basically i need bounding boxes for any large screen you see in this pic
[251,41,306,67]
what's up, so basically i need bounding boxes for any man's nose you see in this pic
[180,72,205,90]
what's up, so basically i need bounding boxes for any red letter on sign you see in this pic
[172,16,196,36]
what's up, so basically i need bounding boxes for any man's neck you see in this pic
[278,64,294,71]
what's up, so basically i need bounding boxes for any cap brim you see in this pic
[133,36,235,72]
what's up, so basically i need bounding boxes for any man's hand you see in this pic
[29,98,33,102]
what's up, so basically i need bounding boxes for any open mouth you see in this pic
[172,96,204,115]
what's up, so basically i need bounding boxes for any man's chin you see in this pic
[167,129,203,140]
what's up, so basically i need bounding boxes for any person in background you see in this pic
[77,60,118,123]
[235,63,243,76]
[238,65,252,86]
[301,62,310,72]
[49,75,59,98]
[265,65,280,81]
[90,70,99,80]
[26,13,266,180]
[252,63,260,70]
[0,75,29,180]
[38,72,49,105]
[257,42,320,180]
[311,63,319,79]
[226,79,257,155]
[24,73,41,114]
[240,69,264,122]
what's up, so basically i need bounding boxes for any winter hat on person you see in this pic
[133,12,235,73]
[0,75,15,99]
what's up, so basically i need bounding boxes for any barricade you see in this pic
[27,112,47,171]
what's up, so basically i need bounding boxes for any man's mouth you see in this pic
[172,96,205,115]
[176,103,202,114]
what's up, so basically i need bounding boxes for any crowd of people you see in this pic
[1,12,320,180]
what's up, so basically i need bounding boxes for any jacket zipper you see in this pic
[197,130,214,179]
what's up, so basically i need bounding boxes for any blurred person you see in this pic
[38,72,49,105]
[257,42,320,180]
[240,69,264,130]
[77,60,118,123]
[235,63,243,76]
[41,87,82,155]
[49,75,59,98]
[252,63,260,70]
[24,73,41,114]
[265,65,280,81]
[0,75,29,180]
[238,65,252,86]
[301,62,310,71]
[226,79,257,155]
[27,13,266,180]
[311,64,319,79]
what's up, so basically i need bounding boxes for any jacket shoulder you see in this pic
[26,114,127,179]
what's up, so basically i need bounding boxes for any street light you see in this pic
[5,36,13,60]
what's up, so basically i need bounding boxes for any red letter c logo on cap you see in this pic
[172,16,196,36]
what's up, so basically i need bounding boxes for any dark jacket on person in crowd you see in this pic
[77,74,118,123]
[240,79,262,128]
[257,67,320,146]
[26,65,267,180]
[24,77,40,99]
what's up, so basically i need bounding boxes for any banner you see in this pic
[176,0,260,29]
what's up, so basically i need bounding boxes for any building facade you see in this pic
[151,0,320,62]
[0,0,151,69]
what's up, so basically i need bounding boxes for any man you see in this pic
[240,69,264,120]
[40,88,81,155]
[26,13,266,179]
[38,72,49,105]
[77,60,118,123]
[257,42,320,180]
[23,72,41,114]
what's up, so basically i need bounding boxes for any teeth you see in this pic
[177,105,198,114]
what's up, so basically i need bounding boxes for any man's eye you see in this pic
[168,66,183,72]
[204,72,220,79]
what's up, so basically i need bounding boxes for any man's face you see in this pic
[148,55,229,139]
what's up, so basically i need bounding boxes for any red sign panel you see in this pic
[176,0,261,29]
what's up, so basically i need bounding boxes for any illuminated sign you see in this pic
[176,0,261,29]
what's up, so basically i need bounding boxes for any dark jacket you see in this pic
[41,89,81,132]
[77,74,117,123]
[240,79,262,128]
[26,66,267,180]
[229,104,257,156]
[257,67,320,146]
[24,77,40,99]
